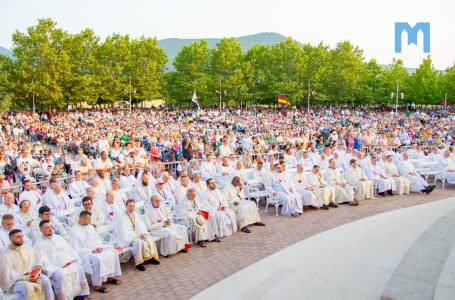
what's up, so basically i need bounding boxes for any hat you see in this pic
[194,215,205,228]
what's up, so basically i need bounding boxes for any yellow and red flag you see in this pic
[278,95,290,105]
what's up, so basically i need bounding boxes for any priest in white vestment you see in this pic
[222,176,264,233]
[145,194,190,256]
[398,153,435,194]
[134,172,155,205]
[190,172,207,195]
[111,179,128,206]
[325,160,358,205]
[294,164,323,209]
[18,179,42,211]
[201,179,238,237]
[345,159,375,201]
[364,157,396,197]
[174,172,191,204]
[30,206,68,241]
[111,200,160,271]
[16,199,37,239]
[383,155,410,195]
[0,192,19,216]
[439,151,455,184]
[100,192,124,226]
[89,177,107,208]
[154,178,177,210]
[68,211,122,293]
[0,229,54,299]
[119,168,137,198]
[0,214,17,251]
[178,188,219,247]
[268,164,303,217]
[34,220,90,299]
[215,157,234,189]
[69,196,106,231]
[44,183,72,215]
[306,165,337,207]
[199,154,217,181]
[69,171,90,199]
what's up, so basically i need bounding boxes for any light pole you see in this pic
[219,78,222,111]
[307,77,312,113]
[124,77,135,114]
[444,93,448,111]
[26,92,37,114]
[395,80,399,113]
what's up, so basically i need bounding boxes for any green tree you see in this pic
[170,40,211,106]
[321,41,365,105]
[407,56,443,105]
[0,55,14,111]
[379,58,410,105]
[62,28,101,106]
[267,38,308,106]
[243,44,272,105]
[12,18,71,110]
[441,63,455,104]
[355,59,383,105]
[302,42,329,106]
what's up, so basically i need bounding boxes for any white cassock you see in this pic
[190,181,207,195]
[306,172,336,205]
[268,172,303,216]
[154,187,177,211]
[294,173,322,207]
[112,189,128,206]
[18,190,42,211]
[68,223,121,286]
[30,217,68,241]
[438,156,455,184]
[0,227,11,252]
[100,201,124,226]
[345,166,375,201]
[364,164,396,193]
[119,174,137,198]
[69,180,90,199]
[97,176,112,192]
[44,191,72,214]
[134,183,155,204]
[111,211,159,266]
[398,160,429,191]
[222,183,261,228]
[34,234,90,299]
[144,205,190,256]
[215,165,234,189]
[91,185,107,209]
[0,244,54,300]
[178,197,217,242]
[325,168,355,203]
[298,157,314,171]
[249,167,268,184]
[284,154,298,168]
[201,189,238,237]
[0,204,19,216]
[16,210,38,239]
[174,183,190,205]
[383,162,410,195]
[69,206,105,228]
[199,161,217,181]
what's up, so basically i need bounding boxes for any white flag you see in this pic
[192,90,200,109]
[390,92,395,99]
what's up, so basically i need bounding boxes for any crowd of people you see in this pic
[0,107,454,299]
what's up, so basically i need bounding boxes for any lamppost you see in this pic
[124,77,136,114]
[444,93,448,111]
[395,80,399,113]
[26,91,38,114]
[307,77,312,113]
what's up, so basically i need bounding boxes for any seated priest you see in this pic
[34,220,90,300]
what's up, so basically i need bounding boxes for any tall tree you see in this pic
[441,63,455,104]
[12,18,71,110]
[170,40,211,105]
[0,55,13,111]
[407,56,443,104]
[379,58,410,105]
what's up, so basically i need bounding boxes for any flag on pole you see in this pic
[390,92,395,99]
[192,90,200,109]
[278,95,290,105]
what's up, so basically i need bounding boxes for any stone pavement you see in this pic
[93,186,455,300]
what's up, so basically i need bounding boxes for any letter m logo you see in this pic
[395,22,430,53]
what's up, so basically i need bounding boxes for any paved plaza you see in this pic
[93,185,455,300]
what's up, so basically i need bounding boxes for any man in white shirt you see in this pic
[0,193,19,216]
[268,164,303,217]
[154,178,177,210]
[399,153,435,194]
[144,194,190,257]
[364,156,396,197]
[325,160,358,206]
[306,165,337,208]
[119,167,136,198]
[383,155,410,195]
[111,199,160,271]
[94,151,113,175]
[201,178,238,237]
[134,172,155,205]
[345,159,375,201]
[69,170,90,199]
[294,164,324,209]
[18,179,42,210]
[68,211,122,293]
[34,220,90,300]
[200,154,217,181]
[44,183,72,214]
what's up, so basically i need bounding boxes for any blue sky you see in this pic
[1,0,454,69]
